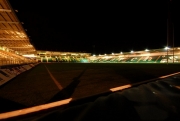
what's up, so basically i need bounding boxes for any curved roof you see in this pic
[0,0,36,54]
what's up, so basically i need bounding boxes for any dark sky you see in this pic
[9,0,180,54]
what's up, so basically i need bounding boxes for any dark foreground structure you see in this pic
[2,73,179,121]
[33,75,180,121]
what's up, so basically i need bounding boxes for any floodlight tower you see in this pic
[167,0,174,64]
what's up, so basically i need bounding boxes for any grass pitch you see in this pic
[0,63,180,112]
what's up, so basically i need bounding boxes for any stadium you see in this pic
[0,0,180,120]
[36,47,180,63]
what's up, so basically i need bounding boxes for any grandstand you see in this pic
[1,0,179,64]
[88,47,180,63]
[0,0,39,86]
[35,47,180,63]
[36,50,91,63]
[0,0,36,66]
[1,0,179,65]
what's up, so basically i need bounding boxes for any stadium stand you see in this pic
[0,0,38,85]
[0,0,37,66]
[36,50,91,63]
[1,0,180,65]
[87,48,180,63]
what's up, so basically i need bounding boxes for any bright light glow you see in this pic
[103,56,112,59]
[27,45,33,47]
[164,47,170,50]
[110,84,131,92]
[145,49,149,51]
[175,86,180,89]
[141,53,150,56]
[0,98,72,120]
[130,50,134,53]
[120,52,123,54]
[112,53,114,55]
[104,54,106,55]
[22,54,36,57]
[159,72,180,79]
[93,54,95,56]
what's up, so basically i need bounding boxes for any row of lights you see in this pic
[93,47,170,56]
[16,10,35,52]
[16,10,30,34]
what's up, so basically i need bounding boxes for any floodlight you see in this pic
[145,49,149,51]
[164,47,170,50]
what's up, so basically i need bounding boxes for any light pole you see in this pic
[167,0,173,64]
[165,47,169,64]
[172,23,174,63]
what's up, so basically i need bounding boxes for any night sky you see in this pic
[9,0,180,54]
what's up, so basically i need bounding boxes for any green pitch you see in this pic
[0,63,180,113]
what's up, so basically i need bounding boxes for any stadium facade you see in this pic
[0,0,179,66]
[0,0,36,66]
[35,47,180,63]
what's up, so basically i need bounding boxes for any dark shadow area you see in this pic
[115,68,158,83]
[127,99,180,121]
[4,73,180,121]
[31,93,141,121]
[48,66,88,103]
[0,97,26,113]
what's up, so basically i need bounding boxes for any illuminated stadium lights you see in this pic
[164,47,170,50]
[22,54,37,58]
[145,49,149,51]
[99,54,104,56]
